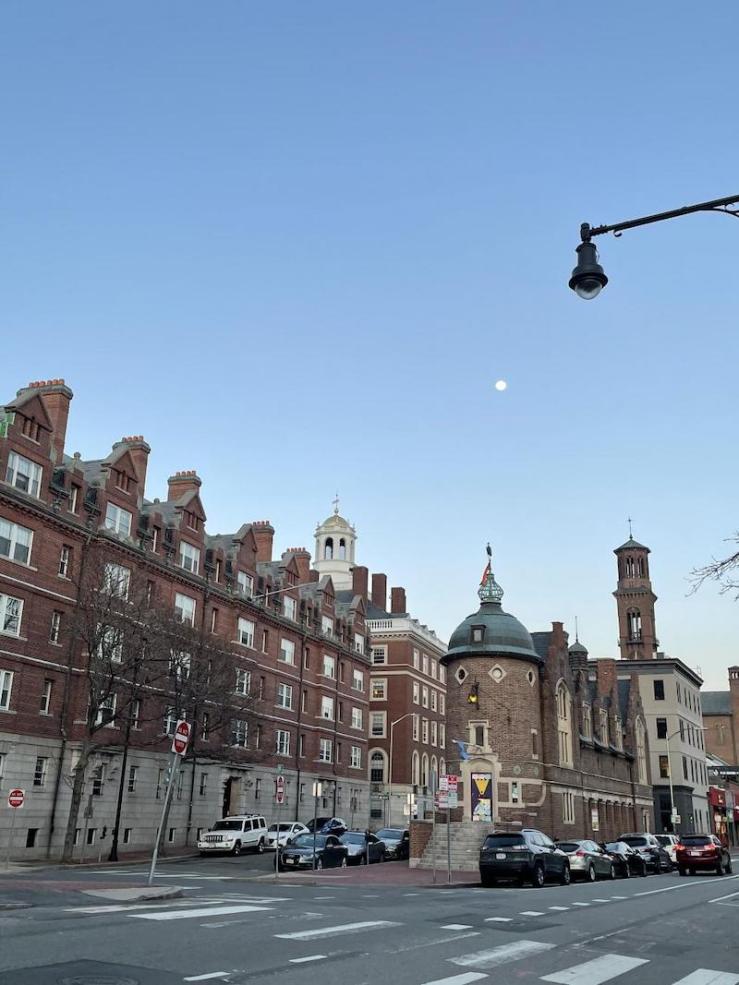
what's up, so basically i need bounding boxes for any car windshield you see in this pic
[556,842,582,852]
[620,836,648,847]
[292,834,327,848]
[377,829,402,841]
[341,833,365,844]
[655,836,672,846]
[268,823,294,832]
[681,835,713,846]
[213,820,243,831]
[484,834,525,848]
[605,843,625,852]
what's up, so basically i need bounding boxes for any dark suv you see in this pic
[480,829,571,888]
[618,832,671,873]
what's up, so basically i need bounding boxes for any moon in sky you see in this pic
[494,380,508,391]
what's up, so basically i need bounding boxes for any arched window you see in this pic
[638,557,646,577]
[439,757,445,776]
[628,609,642,641]
[625,556,636,578]
[370,749,386,783]
[636,719,647,784]
[421,753,429,788]
[430,755,438,787]
[338,538,346,560]
[412,751,420,786]
[324,537,333,560]
[556,682,573,767]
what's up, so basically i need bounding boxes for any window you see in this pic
[167,828,176,843]
[370,712,386,737]
[440,693,445,714]
[412,681,420,704]
[371,679,387,700]
[322,654,335,678]
[351,746,361,768]
[237,618,255,647]
[557,682,573,766]
[472,627,485,643]
[96,624,123,664]
[201,712,209,741]
[49,611,62,644]
[422,718,429,744]
[372,646,387,665]
[276,729,290,756]
[582,703,592,740]
[0,594,23,636]
[562,791,576,825]
[123,827,132,844]
[164,707,179,736]
[131,699,141,729]
[431,690,437,712]
[531,729,538,757]
[33,756,48,786]
[440,723,445,749]
[319,738,333,763]
[598,708,609,744]
[412,751,420,785]
[237,571,253,596]
[235,669,251,695]
[683,755,689,780]
[283,596,296,621]
[40,679,53,714]
[351,707,363,729]
[370,750,385,782]
[103,562,130,599]
[1,669,15,710]
[169,650,190,680]
[231,719,248,747]
[279,638,295,665]
[174,593,195,625]
[431,660,437,679]
[254,777,261,799]
[179,541,200,575]
[95,694,116,727]
[69,484,80,513]
[431,721,438,746]
[421,754,429,786]
[321,616,333,637]
[627,609,642,640]
[636,719,647,783]
[321,695,335,720]
[354,634,364,655]
[412,714,419,740]
[422,655,429,675]
[412,649,420,670]
[58,544,72,577]
[104,502,132,537]
[471,721,486,748]
[352,669,364,691]
[127,766,138,792]
[656,717,668,740]
[659,754,670,778]
[0,518,32,564]
[422,686,429,708]
[5,451,42,498]
[276,682,293,709]
[653,679,665,701]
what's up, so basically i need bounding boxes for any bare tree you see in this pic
[691,532,739,599]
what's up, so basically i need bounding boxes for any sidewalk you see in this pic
[0,849,199,876]
[268,861,479,888]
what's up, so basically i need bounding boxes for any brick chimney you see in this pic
[252,521,274,563]
[390,586,407,614]
[167,470,201,502]
[285,547,311,583]
[115,436,151,506]
[596,657,617,698]
[371,573,387,611]
[23,379,73,465]
[351,565,369,599]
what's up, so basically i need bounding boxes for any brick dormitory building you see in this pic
[0,379,373,859]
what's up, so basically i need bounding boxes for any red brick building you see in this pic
[0,380,370,858]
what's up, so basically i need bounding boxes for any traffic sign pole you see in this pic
[148,751,180,885]
[5,789,25,870]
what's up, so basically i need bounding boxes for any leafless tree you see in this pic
[691,532,739,599]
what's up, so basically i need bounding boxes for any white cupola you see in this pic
[313,497,357,591]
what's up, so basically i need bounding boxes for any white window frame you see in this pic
[169,650,190,680]
[97,624,123,663]
[431,721,438,746]
[58,544,71,577]
[237,571,253,596]
[440,723,445,749]
[562,791,576,825]
[319,737,333,763]
[276,729,290,756]
[422,655,429,675]
[0,517,33,565]
[235,668,251,696]
[412,649,420,669]
[104,502,132,537]
[354,633,364,654]
[164,707,179,736]
[0,670,14,710]
[422,718,429,744]
[370,711,386,738]
[49,611,62,644]
[237,618,255,648]
[321,616,333,638]
[40,678,53,714]
[231,719,248,747]
[431,690,437,711]
[0,594,23,637]
[321,695,335,720]
[350,745,361,768]
[351,706,363,730]
[174,593,196,626]
[352,669,364,692]
[422,686,429,708]
[322,654,335,678]
[279,638,295,665]
[412,714,419,741]
[440,693,445,715]
[276,682,293,709]
[95,693,117,727]
[371,646,387,665]
[371,678,387,701]
[283,596,297,621]
[103,562,130,600]
[178,541,200,575]
[413,681,420,704]
[33,756,48,786]
[5,451,42,498]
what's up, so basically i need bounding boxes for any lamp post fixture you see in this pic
[569,192,739,299]
[387,712,418,828]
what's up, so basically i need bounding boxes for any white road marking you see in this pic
[449,940,556,969]
[549,906,569,911]
[403,892,420,896]
[634,874,739,898]
[541,954,649,984]
[609,896,627,900]
[592,899,611,903]
[669,972,739,985]
[708,888,739,904]
[519,910,545,916]
[183,974,231,982]
[420,975,488,985]
[442,924,474,930]
[276,920,400,940]
[572,902,590,907]
[132,904,271,921]
[68,899,226,914]
[289,955,328,964]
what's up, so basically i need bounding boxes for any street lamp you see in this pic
[387,712,418,827]
[569,192,739,298]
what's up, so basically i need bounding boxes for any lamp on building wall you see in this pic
[467,680,480,705]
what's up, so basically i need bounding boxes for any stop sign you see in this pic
[8,788,24,809]
[275,776,285,805]
[171,720,191,755]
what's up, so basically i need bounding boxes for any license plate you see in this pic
[496,852,506,859]
[690,850,701,856]
[287,857,296,864]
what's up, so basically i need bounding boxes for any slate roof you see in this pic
[702,691,732,715]
[614,537,649,552]
[531,631,551,662]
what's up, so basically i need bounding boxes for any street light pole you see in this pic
[388,713,417,829]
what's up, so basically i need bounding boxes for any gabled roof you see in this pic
[5,391,53,431]
[702,691,732,715]
[614,537,649,553]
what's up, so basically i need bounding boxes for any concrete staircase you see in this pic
[414,822,495,871]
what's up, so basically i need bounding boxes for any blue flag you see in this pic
[454,739,470,761]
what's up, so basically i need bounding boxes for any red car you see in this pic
[676,834,733,876]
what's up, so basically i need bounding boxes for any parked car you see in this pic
[278,833,348,871]
[555,840,616,881]
[197,815,268,856]
[618,832,671,873]
[676,834,733,876]
[604,841,648,878]
[340,831,386,864]
[266,822,309,850]
[479,829,571,888]
[375,828,410,861]
[304,816,348,836]
[655,834,680,867]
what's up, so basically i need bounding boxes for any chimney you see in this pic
[252,521,274,563]
[309,568,320,583]
[167,470,201,502]
[390,586,407,614]
[115,436,151,506]
[351,565,369,599]
[596,657,617,698]
[23,379,73,465]
[285,547,311,583]
[371,573,387,611]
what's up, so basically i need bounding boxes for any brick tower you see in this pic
[613,531,659,660]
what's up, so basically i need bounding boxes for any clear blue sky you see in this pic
[2,2,737,689]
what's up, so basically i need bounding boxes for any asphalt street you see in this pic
[1,854,738,985]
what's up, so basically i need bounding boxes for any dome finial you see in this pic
[478,544,504,604]
[332,491,340,515]
[628,515,633,539]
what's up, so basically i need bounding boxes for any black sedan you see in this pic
[604,841,648,878]
[340,831,386,864]
[375,828,410,861]
[618,832,671,873]
[278,833,348,871]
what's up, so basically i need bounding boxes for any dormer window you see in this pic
[21,416,41,442]
[471,626,485,643]
[185,511,199,531]
[114,470,131,493]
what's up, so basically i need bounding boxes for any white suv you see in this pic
[198,815,267,856]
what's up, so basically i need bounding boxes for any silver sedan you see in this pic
[555,840,616,881]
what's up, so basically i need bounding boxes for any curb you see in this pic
[81,887,184,903]
[4,853,200,874]
[0,901,33,911]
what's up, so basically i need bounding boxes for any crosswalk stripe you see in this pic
[275,920,400,940]
[669,973,739,985]
[540,954,649,984]
[572,902,590,907]
[131,904,271,921]
[449,940,556,970]
[183,974,230,982]
[289,955,328,965]
[519,910,545,916]
[484,917,512,922]
[421,975,488,985]
[592,899,611,903]
[549,906,569,911]
[442,924,474,930]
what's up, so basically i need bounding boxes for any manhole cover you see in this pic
[59,977,139,985]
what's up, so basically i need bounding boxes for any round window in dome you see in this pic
[455,666,468,685]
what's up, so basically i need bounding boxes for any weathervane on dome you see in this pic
[332,492,340,516]
[478,542,504,604]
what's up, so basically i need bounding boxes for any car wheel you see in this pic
[379,851,386,863]
[231,841,242,856]
[480,873,496,888]
[256,839,265,854]
[560,864,571,886]
[340,856,347,868]
[726,859,733,874]
[531,863,545,888]
[608,863,616,880]
[623,865,631,879]
[587,863,596,883]
[716,859,724,876]
[360,853,367,865]
[640,862,647,877]
[679,866,687,876]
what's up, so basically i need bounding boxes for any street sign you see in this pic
[673,814,681,824]
[275,775,286,805]
[7,788,24,809]
[171,720,191,755]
